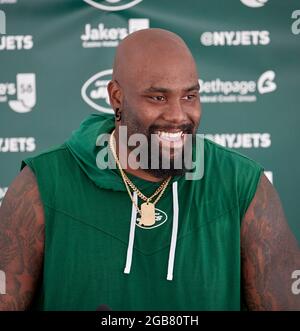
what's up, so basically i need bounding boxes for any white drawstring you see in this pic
[167,181,179,281]
[123,183,179,281]
[124,191,137,274]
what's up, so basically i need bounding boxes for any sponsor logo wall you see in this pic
[0,0,299,241]
[200,30,270,46]
[205,133,271,149]
[0,137,36,152]
[0,73,36,113]
[0,35,33,50]
[81,18,150,48]
[199,70,276,103]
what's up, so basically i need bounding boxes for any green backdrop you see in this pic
[0,0,299,242]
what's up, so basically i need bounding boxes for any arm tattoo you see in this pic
[241,174,300,310]
[0,166,44,310]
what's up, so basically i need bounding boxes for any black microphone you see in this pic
[96,304,112,311]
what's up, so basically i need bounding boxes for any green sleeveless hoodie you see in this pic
[21,114,263,311]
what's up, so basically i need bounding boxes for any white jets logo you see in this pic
[81,69,113,114]
[9,73,36,113]
[257,70,277,94]
[241,0,268,8]
[83,0,143,11]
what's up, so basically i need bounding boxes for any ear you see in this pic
[107,80,122,114]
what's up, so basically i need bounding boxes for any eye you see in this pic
[182,94,197,101]
[150,95,166,102]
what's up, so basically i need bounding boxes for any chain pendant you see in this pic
[140,202,155,226]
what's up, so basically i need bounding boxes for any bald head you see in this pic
[112,28,198,86]
[107,29,201,180]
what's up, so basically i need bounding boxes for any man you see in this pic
[0,28,299,311]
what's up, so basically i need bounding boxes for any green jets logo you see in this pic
[136,208,168,229]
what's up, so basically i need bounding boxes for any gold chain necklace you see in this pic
[109,129,171,226]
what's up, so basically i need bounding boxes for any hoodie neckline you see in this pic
[66,114,184,192]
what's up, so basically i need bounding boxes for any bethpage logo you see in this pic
[0,73,36,113]
[83,0,143,11]
[0,187,8,207]
[81,18,149,48]
[200,30,270,46]
[0,137,36,152]
[240,0,268,8]
[199,70,277,103]
[291,10,300,35]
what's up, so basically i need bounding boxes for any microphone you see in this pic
[96,304,112,311]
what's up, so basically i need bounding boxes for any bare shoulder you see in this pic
[0,166,44,310]
[241,174,300,310]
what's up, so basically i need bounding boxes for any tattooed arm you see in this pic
[241,174,300,310]
[0,166,44,310]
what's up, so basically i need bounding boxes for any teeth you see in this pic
[155,130,185,144]
[157,131,183,138]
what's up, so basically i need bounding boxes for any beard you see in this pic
[120,106,195,179]
[145,124,195,179]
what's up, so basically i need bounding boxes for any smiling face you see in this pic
[108,29,202,179]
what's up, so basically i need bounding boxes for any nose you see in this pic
[161,99,188,124]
